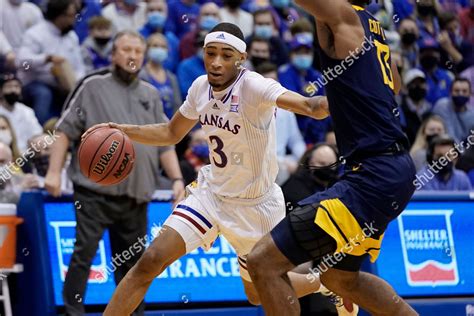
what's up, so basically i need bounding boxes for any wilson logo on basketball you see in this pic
[113,153,132,178]
[92,140,120,175]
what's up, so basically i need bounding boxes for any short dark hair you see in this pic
[45,0,75,21]
[451,77,472,93]
[209,23,245,42]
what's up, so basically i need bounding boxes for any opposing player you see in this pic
[83,23,355,315]
[246,1,419,315]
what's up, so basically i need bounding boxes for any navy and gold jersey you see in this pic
[315,5,408,160]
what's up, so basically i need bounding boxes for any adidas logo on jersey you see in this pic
[217,33,226,39]
[212,103,220,110]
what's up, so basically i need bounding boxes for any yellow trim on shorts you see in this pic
[352,5,365,11]
[315,198,384,263]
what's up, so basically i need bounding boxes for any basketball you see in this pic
[78,126,135,186]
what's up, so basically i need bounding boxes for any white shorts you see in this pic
[163,175,286,282]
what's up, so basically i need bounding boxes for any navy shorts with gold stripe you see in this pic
[271,153,416,271]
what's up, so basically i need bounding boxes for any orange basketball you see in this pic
[78,127,135,186]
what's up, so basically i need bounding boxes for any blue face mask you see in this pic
[272,0,290,8]
[292,54,313,70]
[147,12,167,29]
[200,15,219,31]
[148,47,168,64]
[254,25,273,39]
[192,144,209,159]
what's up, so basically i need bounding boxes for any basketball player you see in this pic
[84,23,356,315]
[245,1,419,316]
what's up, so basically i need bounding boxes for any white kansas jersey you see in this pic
[179,69,288,199]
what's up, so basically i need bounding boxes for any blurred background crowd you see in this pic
[0,0,474,206]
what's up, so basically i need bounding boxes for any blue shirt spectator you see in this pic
[177,54,205,99]
[74,0,103,44]
[393,0,415,24]
[167,0,200,39]
[415,1,441,42]
[418,166,472,190]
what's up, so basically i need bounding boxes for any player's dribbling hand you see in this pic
[45,171,62,197]
[81,122,122,141]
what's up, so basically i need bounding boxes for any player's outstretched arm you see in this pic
[276,91,330,120]
[82,112,197,146]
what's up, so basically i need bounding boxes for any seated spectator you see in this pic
[418,37,454,106]
[179,2,220,60]
[398,18,421,70]
[0,115,21,167]
[81,16,113,74]
[460,65,474,108]
[278,34,328,145]
[140,33,182,120]
[439,12,474,73]
[0,74,42,153]
[399,69,432,145]
[102,0,147,32]
[256,62,306,185]
[244,37,271,71]
[1,0,43,54]
[74,0,103,44]
[270,0,301,42]
[416,0,441,43]
[18,0,86,125]
[167,0,200,39]
[459,4,474,45]
[282,143,339,212]
[0,142,40,204]
[288,18,316,68]
[177,34,206,98]
[433,77,474,141]
[416,134,472,190]
[179,129,210,185]
[410,114,447,171]
[246,8,289,66]
[219,0,254,38]
[0,31,15,74]
[139,0,180,72]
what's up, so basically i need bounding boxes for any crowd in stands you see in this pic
[1,0,474,206]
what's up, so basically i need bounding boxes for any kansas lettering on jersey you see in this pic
[315,5,408,159]
[179,69,288,199]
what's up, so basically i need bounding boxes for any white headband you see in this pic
[204,32,247,53]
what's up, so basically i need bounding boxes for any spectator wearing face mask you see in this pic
[278,34,328,146]
[140,33,182,120]
[399,18,421,69]
[0,115,21,168]
[439,12,474,73]
[0,0,43,54]
[0,142,40,204]
[416,134,472,190]
[289,18,316,68]
[399,69,432,145]
[0,74,42,154]
[139,0,179,72]
[18,0,86,125]
[418,37,454,106]
[179,129,210,185]
[73,0,103,44]
[459,3,474,45]
[179,2,221,60]
[244,37,271,71]
[81,16,113,74]
[416,0,441,43]
[219,0,254,38]
[410,114,447,171]
[433,78,474,142]
[102,0,147,32]
[246,8,288,66]
[177,34,206,99]
[167,0,200,39]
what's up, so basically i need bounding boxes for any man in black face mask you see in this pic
[417,134,472,190]
[398,18,420,69]
[246,37,271,70]
[399,69,431,145]
[433,78,474,142]
[0,73,43,153]
[418,37,454,106]
[81,16,113,73]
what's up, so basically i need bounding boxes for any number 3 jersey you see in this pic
[179,69,288,199]
[315,5,408,160]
